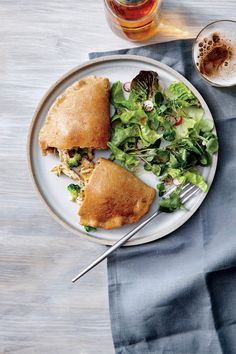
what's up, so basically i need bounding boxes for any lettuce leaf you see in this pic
[166,82,199,107]
[175,117,196,138]
[111,81,138,110]
[159,190,183,213]
[118,109,148,125]
[197,119,214,132]
[111,124,139,146]
[182,107,204,121]
[184,170,208,192]
[107,142,139,168]
[139,125,162,147]
[206,137,219,154]
[129,70,159,103]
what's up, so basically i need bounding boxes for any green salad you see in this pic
[108,70,218,212]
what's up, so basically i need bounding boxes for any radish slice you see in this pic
[123,82,131,92]
[173,178,181,186]
[175,116,183,126]
[143,100,154,112]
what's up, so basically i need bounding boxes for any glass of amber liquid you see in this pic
[104,0,163,42]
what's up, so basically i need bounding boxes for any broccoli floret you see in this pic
[68,153,81,168]
[84,226,97,232]
[67,184,80,202]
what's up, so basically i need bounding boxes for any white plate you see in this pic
[28,55,218,246]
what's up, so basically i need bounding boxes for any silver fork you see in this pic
[72,183,200,283]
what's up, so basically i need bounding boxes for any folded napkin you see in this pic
[90,40,236,354]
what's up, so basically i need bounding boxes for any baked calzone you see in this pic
[79,158,156,229]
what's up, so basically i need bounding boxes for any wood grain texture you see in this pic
[0,0,235,353]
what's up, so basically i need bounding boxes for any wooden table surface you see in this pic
[0,1,235,353]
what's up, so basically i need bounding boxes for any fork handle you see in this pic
[72,210,159,283]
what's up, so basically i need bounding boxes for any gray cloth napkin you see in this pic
[89,40,236,354]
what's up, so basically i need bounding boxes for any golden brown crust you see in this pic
[79,158,156,229]
[38,76,110,153]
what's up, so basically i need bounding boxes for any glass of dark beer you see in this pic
[193,20,236,87]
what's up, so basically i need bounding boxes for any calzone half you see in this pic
[39,76,110,153]
[79,158,156,229]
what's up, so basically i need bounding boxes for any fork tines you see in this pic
[180,184,200,204]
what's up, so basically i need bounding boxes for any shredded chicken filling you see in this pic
[51,148,95,202]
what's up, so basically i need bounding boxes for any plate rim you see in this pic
[27,54,218,246]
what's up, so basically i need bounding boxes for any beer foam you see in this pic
[193,29,236,86]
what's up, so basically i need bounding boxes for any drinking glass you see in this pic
[104,0,163,42]
[192,20,236,87]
